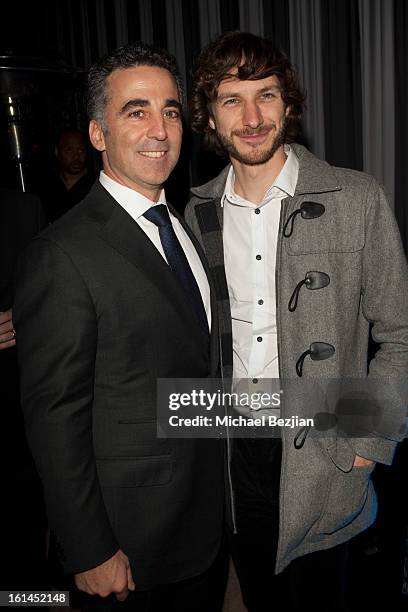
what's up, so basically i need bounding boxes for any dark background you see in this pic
[0,0,407,252]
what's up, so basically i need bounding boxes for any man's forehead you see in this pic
[59,132,85,148]
[105,66,180,112]
[108,65,177,92]
[216,73,281,93]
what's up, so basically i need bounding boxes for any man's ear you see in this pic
[89,120,106,152]
[209,117,216,130]
[285,105,291,117]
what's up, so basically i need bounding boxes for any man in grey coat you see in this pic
[185,31,408,611]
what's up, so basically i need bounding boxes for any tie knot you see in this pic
[144,204,171,228]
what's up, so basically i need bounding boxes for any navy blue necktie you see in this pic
[144,204,209,336]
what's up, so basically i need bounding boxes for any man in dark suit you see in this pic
[14,43,226,611]
[0,188,48,589]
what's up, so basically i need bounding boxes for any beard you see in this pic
[215,116,287,166]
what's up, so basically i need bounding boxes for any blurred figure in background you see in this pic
[40,128,95,222]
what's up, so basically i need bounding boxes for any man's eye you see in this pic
[223,98,239,106]
[129,110,144,118]
[164,110,180,120]
[261,91,279,100]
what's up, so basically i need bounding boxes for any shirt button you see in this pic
[252,378,258,384]
[258,299,264,305]
[257,336,263,342]
[255,208,261,215]
[256,254,262,261]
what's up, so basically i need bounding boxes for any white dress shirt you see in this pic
[99,171,211,329]
[222,146,299,399]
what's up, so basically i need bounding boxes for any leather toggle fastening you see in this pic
[295,341,335,377]
[283,201,325,238]
[294,426,309,449]
[288,271,330,312]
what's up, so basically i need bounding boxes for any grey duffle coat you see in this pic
[185,144,408,573]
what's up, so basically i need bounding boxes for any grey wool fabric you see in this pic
[185,144,408,573]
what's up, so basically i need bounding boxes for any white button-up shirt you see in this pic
[222,146,299,394]
[99,171,211,328]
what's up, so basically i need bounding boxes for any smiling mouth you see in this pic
[139,151,167,158]
[238,131,270,141]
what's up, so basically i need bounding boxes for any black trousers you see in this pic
[229,438,349,612]
[80,539,228,612]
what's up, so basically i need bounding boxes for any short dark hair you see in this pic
[86,42,184,132]
[190,31,305,155]
[55,128,86,149]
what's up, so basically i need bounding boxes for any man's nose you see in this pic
[242,102,263,129]
[147,114,167,140]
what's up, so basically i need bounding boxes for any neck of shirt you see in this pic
[223,144,299,209]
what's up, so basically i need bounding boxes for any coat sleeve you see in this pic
[13,237,119,573]
[349,179,408,464]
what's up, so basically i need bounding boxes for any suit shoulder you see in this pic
[37,201,92,243]
[38,184,109,248]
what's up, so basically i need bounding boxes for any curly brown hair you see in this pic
[190,31,305,156]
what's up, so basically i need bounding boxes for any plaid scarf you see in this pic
[193,198,233,380]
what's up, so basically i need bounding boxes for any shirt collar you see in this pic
[99,170,167,218]
[222,144,299,208]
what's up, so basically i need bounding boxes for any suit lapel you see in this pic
[89,185,207,346]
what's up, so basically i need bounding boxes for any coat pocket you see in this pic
[316,461,375,535]
[284,195,365,255]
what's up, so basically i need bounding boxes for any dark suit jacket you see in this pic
[14,182,224,590]
[38,171,96,223]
